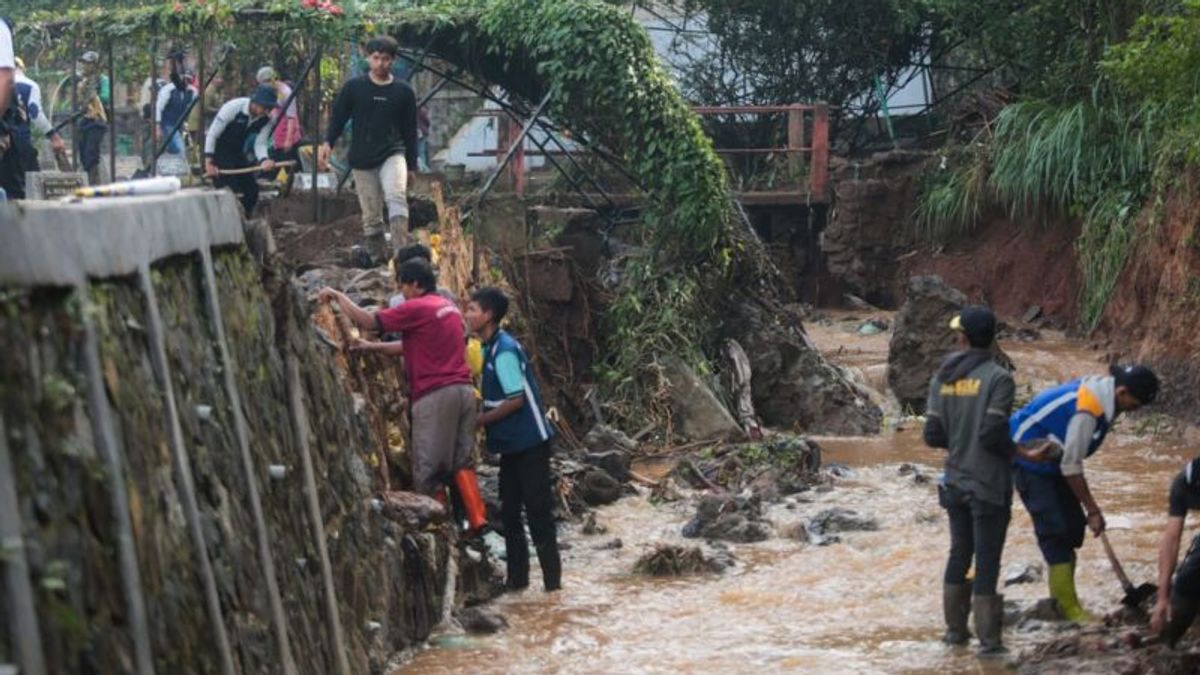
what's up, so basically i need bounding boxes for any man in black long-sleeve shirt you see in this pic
[319,35,419,266]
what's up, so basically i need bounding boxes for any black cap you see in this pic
[1110,364,1159,404]
[949,305,996,348]
[250,84,278,109]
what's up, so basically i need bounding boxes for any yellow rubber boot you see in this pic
[1048,562,1093,623]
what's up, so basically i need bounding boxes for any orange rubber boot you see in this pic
[453,468,488,533]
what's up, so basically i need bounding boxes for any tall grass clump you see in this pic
[915,87,1162,329]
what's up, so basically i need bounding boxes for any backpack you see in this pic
[162,86,193,126]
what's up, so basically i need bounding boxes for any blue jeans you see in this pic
[160,125,184,154]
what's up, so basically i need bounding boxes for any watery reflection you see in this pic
[395,315,1196,674]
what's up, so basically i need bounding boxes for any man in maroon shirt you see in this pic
[319,259,484,522]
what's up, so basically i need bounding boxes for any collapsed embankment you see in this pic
[0,192,466,674]
[1098,174,1200,419]
[824,150,1083,326]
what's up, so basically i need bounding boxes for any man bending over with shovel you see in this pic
[1152,457,1200,645]
[204,84,278,214]
[1011,364,1159,622]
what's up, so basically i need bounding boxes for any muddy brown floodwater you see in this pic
[395,312,1198,674]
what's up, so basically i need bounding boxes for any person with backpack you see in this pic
[73,50,110,185]
[155,61,196,155]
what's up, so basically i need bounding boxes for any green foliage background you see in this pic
[915,0,1200,331]
[14,0,742,425]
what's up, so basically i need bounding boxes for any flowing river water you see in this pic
[396,313,1198,674]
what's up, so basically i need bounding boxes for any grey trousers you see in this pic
[410,383,476,494]
[353,152,409,239]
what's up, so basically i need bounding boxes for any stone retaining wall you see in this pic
[0,191,451,675]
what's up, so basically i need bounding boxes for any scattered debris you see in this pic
[807,508,879,536]
[581,513,608,536]
[583,450,632,483]
[682,494,771,543]
[457,606,508,635]
[1005,561,1045,587]
[583,424,638,455]
[857,318,890,336]
[632,544,731,576]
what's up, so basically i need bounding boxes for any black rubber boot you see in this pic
[973,594,1007,656]
[537,541,562,592]
[943,583,972,645]
[1163,594,1200,648]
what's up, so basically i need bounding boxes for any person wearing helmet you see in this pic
[1011,363,1160,623]
[203,84,278,214]
[74,50,110,184]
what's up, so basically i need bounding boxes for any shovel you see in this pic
[1099,531,1157,607]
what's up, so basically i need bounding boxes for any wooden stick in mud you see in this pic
[627,470,660,487]
[327,303,392,491]
[679,458,725,493]
[216,160,297,176]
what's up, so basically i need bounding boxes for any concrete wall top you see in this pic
[0,189,244,287]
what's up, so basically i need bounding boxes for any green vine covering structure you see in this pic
[19,0,739,425]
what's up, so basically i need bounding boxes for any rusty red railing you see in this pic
[466,103,831,204]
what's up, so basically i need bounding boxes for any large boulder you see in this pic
[887,276,1013,412]
[729,299,882,435]
[661,354,744,441]
[575,467,622,506]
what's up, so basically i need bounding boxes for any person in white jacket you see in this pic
[203,85,277,214]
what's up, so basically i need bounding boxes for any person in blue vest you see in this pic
[155,59,195,155]
[465,287,562,592]
[1011,363,1159,622]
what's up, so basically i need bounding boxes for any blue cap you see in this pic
[250,84,278,108]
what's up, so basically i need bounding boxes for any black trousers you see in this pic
[499,441,561,590]
[1014,466,1087,565]
[77,120,107,172]
[214,171,259,215]
[941,483,1011,595]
